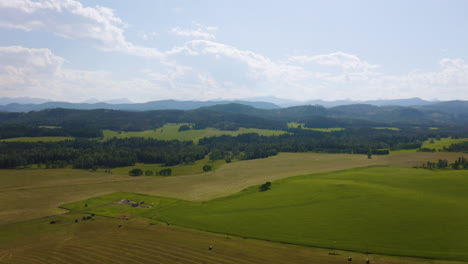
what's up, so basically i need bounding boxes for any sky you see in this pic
[0,0,467,103]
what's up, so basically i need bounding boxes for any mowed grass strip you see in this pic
[0,137,74,142]
[66,167,468,261]
[0,215,464,264]
[102,123,287,143]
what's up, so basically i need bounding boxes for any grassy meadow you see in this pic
[64,166,468,261]
[102,123,287,143]
[373,127,401,130]
[1,152,467,226]
[96,155,227,176]
[2,215,463,264]
[287,122,345,132]
[421,137,468,150]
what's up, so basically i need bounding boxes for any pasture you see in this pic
[287,122,345,132]
[102,123,287,143]
[96,155,226,176]
[65,166,468,261]
[1,215,463,264]
[1,152,467,226]
[421,137,468,150]
[373,127,401,131]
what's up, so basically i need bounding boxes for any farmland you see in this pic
[421,137,468,150]
[0,152,467,263]
[287,122,345,132]
[64,166,468,261]
[102,123,287,143]
[2,215,464,264]
[1,152,464,225]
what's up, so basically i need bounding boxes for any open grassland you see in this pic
[1,216,463,264]
[102,123,287,143]
[1,152,467,227]
[65,166,468,262]
[421,137,468,150]
[390,137,468,154]
[96,155,226,176]
[287,122,345,132]
[0,136,74,142]
[373,127,401,131]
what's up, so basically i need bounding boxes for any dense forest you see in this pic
[0,104,467,170]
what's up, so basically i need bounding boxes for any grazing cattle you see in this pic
[74,219,79,223]
[208,246,213,250]
[50,220,56,224]
[348,257,352,262]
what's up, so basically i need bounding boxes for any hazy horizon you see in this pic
[1,0,467,102]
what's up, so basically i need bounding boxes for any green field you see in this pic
[2,215,459,264]
[287,122,344,132]
[64,166,468,261]
[421,137,468,150]
[1,152,466,226]
[0,136,74,142]
[97,155,227,176]
[102,123,287,143]
[373,127,401,131]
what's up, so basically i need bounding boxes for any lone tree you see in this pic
[367,151,372,159]
[259,182,271,192]
[203,165,212,172]
[157,168,172,176]
[129,168,143,176]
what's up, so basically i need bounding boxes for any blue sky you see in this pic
[0,0,467,102]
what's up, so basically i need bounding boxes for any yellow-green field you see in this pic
[1,215,462,264]
[1,152,466,226]
[373,127,401,131]
[96,155,227,176]
[1,152,468,263]
[0,136,74,142]
[102,123,287,143]
[421,137,468,150]
[287,122,344,132]
[66,166,468,261]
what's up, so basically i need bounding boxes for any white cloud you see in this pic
[169,25,217,40]
[140,31,158,41]
[289,51,379,72]
[171,40,310,83]
[0,0,163,58]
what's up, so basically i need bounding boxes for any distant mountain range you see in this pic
[0,96,458,113]
[0,99,280,112]
[243,96,436,107]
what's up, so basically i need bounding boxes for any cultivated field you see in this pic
[1,215,464,264]
[1,152,466,226]
[102,123,288,142]
[2,152,468,263]
[63,166,468,261]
